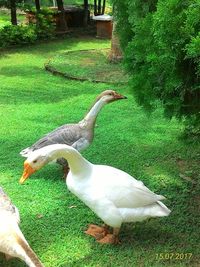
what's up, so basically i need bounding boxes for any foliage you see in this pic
[0,24,37,47]
[184,115,200,139]
[0,8,56,48]
[0,0,111,8]
[0,0,24,8]
[113,0,200,134]
[0,12,11,28]
[29,8,56,39]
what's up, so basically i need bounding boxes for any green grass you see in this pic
[0,37,199,267]
[47,49,129,83]
[0,12,11,28]
[0,10,25,28]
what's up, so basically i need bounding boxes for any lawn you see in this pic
[0,37,199,267]
[46,49,129,83]
[0,12,12,28]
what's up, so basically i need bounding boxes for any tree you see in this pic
[113,0,200,133]
[83,0,89,27]
[94,0,97,15]
[1,0,24,25]
[94,0,106,15]
[35,0,40,12]
[56,0,68,32]
[109,4,122,62]
[109,20,122,62]
[10,0,17,25]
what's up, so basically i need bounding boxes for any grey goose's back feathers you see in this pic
[20,123,92,157]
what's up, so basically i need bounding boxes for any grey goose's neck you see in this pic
[80,98,107,128]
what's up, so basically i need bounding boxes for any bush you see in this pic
[28,8,56,39]
[113,0,200,134]
[0,0,23,8]
[0,24,37,47]
[0,8,56,48]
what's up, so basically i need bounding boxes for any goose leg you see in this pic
[97,227,120,244]
[63,165,70,179]
[86,199,122,244]
[57,158,69,179]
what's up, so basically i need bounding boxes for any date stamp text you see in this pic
[155,253,193,260]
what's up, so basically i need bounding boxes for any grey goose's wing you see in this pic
[20,123,85,156]
[0,187,20,222]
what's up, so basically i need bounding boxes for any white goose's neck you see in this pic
[50,147,91,176]
[81,98,106,127]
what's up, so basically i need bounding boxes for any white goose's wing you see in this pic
[92,165,165,209]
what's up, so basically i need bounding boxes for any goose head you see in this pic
[19,146,55,184]
[19,144,75,184]
[96,90,127,103]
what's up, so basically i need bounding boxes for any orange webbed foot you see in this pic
[97,234,120,244]
[85,224,109,240]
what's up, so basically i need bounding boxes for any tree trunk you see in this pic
[94,0,97,16]
[10,0,17,25]
[102,0,106,15]
[35,0,40,12]
[83,0,88,27]
[56,0,68,32]
[94,0,105,15]
[98,0,101,14]
[109,20,123,62]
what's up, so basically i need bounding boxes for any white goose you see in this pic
[20,144,171,244]
[0,187,44,266]
[20,90,127,176]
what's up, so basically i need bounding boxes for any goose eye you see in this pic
[33,160,37,164]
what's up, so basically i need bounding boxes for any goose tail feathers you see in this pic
[155,201,171,217]
[20,147,33,158]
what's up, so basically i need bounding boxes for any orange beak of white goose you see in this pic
[19,161,36,184]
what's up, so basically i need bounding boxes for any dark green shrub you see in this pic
[113,0,200,134]
[0,8,56,48]
[0,24,37,47]
[28,8,56,39]
[0,0,23,8]
[184,115,200,139]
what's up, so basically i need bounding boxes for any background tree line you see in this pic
[0,0,108,27]
[0,0,110,48]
